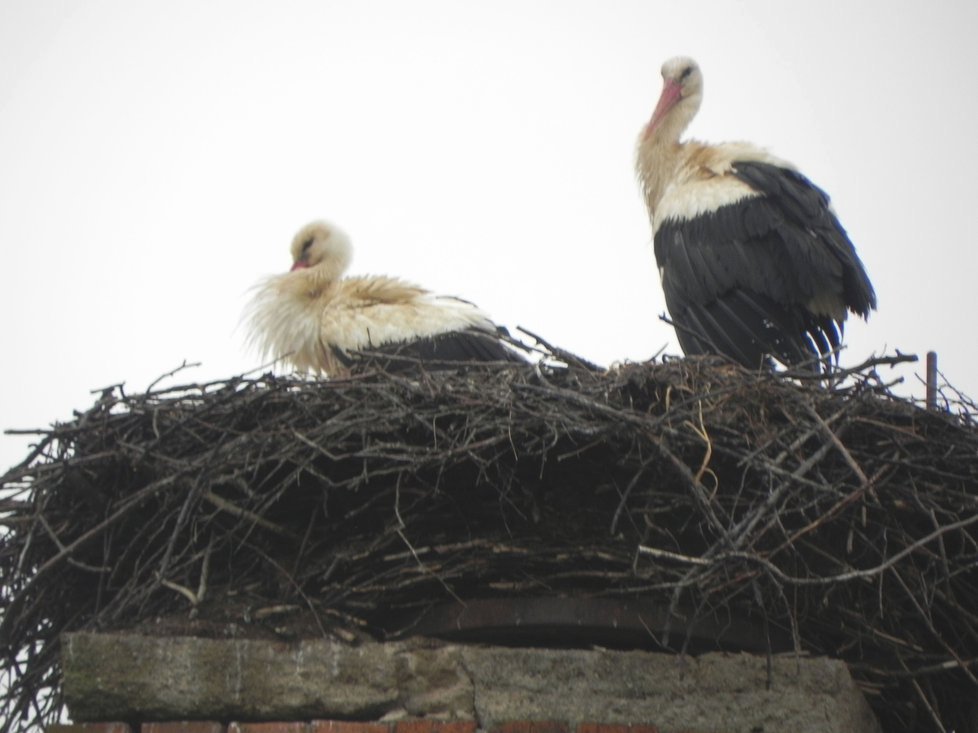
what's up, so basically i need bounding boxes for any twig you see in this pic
[806,403,870,487]
[145,360,203,393]
[202,490,292,538]
[159,577,198,606]
[639,510,978,587]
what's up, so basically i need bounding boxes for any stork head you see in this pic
[645,56,703,139]
[289,220,353,278]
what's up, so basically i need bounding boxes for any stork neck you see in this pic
[637,137,683,221]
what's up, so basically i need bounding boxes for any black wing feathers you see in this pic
[732,162,877,317]
[655,161,876,371]
[673,292,837,371]
[340,328,525,373]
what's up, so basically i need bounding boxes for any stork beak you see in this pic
[290,260,310,272]
[647,79,683,134]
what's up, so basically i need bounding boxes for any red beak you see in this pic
[646,78,683,135]
[290,260,310,272]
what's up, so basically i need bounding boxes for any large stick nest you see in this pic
[2,353,978,733]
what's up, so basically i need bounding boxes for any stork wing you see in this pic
[654,161,874,370]
[668,288,840,371]
[730,161,876,318]
[336,327,526,373]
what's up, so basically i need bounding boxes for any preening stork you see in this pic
[246,220,523,375]
[636,56,876,371]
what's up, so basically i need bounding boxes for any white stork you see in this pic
[636,56,876,371]
[246,220,523,375]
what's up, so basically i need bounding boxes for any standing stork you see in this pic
[246,220,524,375]
[636,56,876,371]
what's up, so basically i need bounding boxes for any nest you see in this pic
[2,352,978,733]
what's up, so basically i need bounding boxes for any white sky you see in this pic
[2,0,977,473]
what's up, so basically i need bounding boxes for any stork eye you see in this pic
[680,66,694,80]
[300,237,314,253]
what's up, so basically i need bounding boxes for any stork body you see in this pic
[247,221,522,375]
[636,57,876,371]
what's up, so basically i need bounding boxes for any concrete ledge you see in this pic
[61,633,881,733]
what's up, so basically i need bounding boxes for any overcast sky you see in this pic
[2,0,977,473]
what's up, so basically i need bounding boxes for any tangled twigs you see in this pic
[2,353,977,733]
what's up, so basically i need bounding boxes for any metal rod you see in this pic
[926,351,938,410]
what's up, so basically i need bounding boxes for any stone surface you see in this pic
[62,633,403,722]
[460,645,882,733]
[61,633,881,733]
